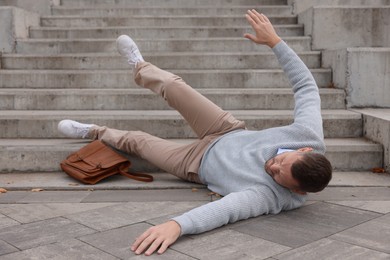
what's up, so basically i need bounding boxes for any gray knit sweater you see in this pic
[172,41,325,235]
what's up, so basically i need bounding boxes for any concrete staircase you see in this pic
[0,0,385,189]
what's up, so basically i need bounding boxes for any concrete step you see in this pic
[0,88,346,110]
[0,69,332,89]
[40,15,297,27]
[1,52,321,70]
[0,172,206,190]
[51,6,293,16]
[1,171,390,191]
[15,37,311,54]
[58,0,288,7]
[0,110,361,139]
[29,25,303,39]
[0,138,381,173]
[325,138,384,172]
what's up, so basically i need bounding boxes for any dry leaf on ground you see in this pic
[31,188,44,192]
[208,192,221,198]
[372,168,386,174]
[0,188,7,193]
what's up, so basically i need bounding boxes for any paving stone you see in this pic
[81,189,212,203]
[0,217,96,250]
[331,213,390,254]
[328,201,390,214]
[0,240,18,256]
[0,192,29,204]
[0,203,118,223]
[172,229,290,260]
[145,198,221,226]
[80,223,195,259]
[274,238,390,260]
[308,187,390,201]
[19,191,91,203]
[232,202,381,248]
[0,239,118,260]
[143,201,208,223]
[0,214,19,230]
[67,201,207,231]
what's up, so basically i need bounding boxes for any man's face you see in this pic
[264,151,306,194]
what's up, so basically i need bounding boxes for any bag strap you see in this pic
[118,164,154,182]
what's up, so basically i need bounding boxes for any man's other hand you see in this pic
[131,220,181,256]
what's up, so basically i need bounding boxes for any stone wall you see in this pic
[0,0,60,15]
[0,7,40,53]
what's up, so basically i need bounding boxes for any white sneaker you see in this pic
[58,120,94,139]
[116,35,144,68]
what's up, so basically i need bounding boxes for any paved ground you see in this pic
[1,172,390,259]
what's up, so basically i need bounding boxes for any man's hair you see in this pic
[291,153,332,193]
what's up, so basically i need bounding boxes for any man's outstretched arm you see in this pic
[131,187,279,256]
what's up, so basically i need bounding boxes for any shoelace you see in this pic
[72,125,89,138]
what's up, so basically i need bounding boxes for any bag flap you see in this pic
[66,140,129,169]
[76,140,107,158]
[63,159,101,172]
[83,151,128,168]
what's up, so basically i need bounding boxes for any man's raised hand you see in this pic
[244,9,281,48]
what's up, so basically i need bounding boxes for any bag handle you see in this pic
[118,164,154,182]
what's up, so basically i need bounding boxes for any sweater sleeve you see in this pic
[172,186,282,235]
[272,41,324,139]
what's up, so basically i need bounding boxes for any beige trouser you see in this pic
[89,62,246,183]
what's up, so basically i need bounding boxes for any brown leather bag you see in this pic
[60,140,153,184]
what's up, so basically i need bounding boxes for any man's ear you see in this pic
[297,147,313,153]
[292,189,307,195]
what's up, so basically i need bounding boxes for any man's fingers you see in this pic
[261,13,271,23]
[131,230,150,251]
[244,33,256,42]
[245,13,256,27]
[247,10,260,24]
[145,238,163,256]
[248,9,270,24]
[252,9,264,21]
[157,240,170,255]
[134,235,156,255]
[132,229,157,255]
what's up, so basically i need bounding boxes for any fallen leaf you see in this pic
[31,188,44,192]
[68,183,80,186]
[208,192,221,197]
[372,168,386,173]
[191,188,198,192]
[0,188,7,193]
